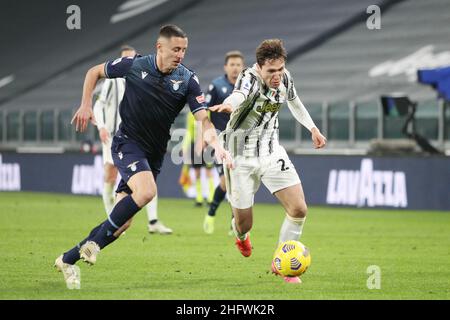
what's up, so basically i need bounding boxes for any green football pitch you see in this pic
[0,192,449,300]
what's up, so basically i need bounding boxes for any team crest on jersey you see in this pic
[222,87,228,94]
[170,79,183,91]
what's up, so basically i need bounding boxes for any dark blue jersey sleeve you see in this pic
[205,83,219,108]
[104,56,135,78]
[186,75,207,114]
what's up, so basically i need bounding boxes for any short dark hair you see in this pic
[255,39,287,66]
[159,24,187,39]
[224,50,244,65]
[120,45,135,54]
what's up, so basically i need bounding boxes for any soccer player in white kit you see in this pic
[210,39,326,283]
[93,45,172,235]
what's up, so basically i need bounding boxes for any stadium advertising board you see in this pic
[0,153,448,210]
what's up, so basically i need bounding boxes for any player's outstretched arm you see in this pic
[208,103,233,113]
[193,109,234,169]
[71,63,106,132]
[287,96,326,149]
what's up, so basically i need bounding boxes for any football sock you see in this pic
[207,176,215,203]
[62,223,103,264]
[91,195,140,248]
[208,185,226,217]
[195,179,203,203]
[102,182,115,215]
[146,194,158,223]
[278,214,306,243]
[231,217,247,241]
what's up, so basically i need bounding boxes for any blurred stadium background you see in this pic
[0,0,448,209]
[0,0,449,300]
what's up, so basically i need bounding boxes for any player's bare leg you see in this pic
[102,163,118,215]
[231,207,253,257]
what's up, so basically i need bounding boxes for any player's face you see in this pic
[157,36,188,71]
[224,57,244,83]
[258,58,285,89]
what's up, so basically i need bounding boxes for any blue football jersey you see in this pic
[205,75,233,132]
[104,54,207,158]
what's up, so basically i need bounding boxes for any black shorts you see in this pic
[111,132,162,194]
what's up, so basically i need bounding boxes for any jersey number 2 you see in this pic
[277,159,289,171]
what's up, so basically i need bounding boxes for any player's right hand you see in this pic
[99,128,110,144]
[209,104,233,113]
[71,105,96,132]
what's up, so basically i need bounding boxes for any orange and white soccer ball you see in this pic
[272,240,311,277]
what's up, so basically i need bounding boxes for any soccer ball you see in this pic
[272,240,311,277]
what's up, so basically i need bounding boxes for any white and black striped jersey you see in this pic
[93,78,125,136]
[222,64,298,157]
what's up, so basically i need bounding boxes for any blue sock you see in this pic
[208,186,226,217]
[62,223,103,264]
[91,195,140,248]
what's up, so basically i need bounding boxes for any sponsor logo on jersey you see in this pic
[256,101,282,113]
[170,79,183,91]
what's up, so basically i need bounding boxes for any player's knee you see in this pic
[289,203,307,219]
[134,189,155,207]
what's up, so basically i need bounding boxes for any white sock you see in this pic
[146,194,158,222]
[231,218,247,241]
[278,214,306,244]
[102,182,115,216]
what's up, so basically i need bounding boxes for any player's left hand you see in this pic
[311,127,327,149]
[71,105,96,132]
[214,146,234,169]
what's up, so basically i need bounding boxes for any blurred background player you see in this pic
[93,45,172,235]
[182,111,215,207]
[203,50,245,234]
[210,39,326,284]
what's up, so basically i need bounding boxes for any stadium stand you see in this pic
[0,0,448,154]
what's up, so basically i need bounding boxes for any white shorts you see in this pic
[224,145,301,209]
[102,139,114,165]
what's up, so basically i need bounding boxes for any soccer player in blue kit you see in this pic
[54,25,232,289]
